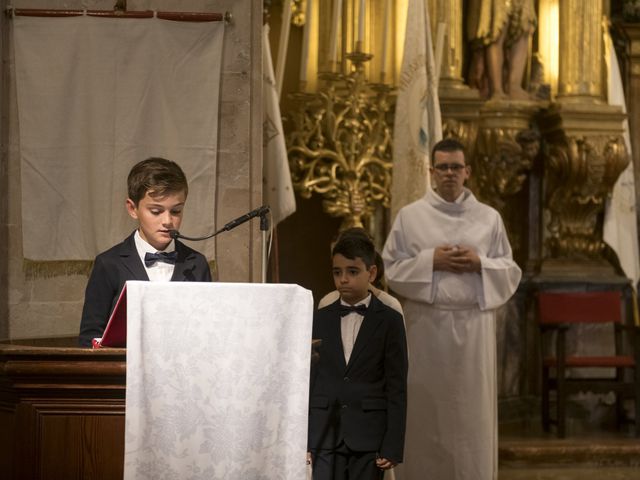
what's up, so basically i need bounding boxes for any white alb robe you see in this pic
[382,188,521,480]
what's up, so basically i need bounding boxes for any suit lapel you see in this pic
[171,240,196,281]
[325,302,348,371]
[118,231,149,281]
[345,296,384,372]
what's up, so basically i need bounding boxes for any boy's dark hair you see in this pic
[336,227,372,243]
[431,137,466,162]
[332,234,376,269]
[127,157,188,205]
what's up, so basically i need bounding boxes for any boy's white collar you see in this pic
[340,292,372,307]
[134,229,175,254]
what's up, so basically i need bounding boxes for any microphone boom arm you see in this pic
[169,205,270,242]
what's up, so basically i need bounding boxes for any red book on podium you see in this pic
[92,285,127,349]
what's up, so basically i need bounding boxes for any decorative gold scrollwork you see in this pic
[470,127,537,212]
[545,135,628,259]
[291,0,306,27]
[442,119,479,162]
[287,52,393,230]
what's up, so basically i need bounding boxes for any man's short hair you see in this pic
[332,234,377,268]
[431,138,466,163]
[127,157,188,205]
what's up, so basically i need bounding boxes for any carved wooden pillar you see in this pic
[539,0,629,276]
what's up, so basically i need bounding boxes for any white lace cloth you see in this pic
[124,281,313,480]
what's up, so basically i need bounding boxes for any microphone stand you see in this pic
[260,212,270,284]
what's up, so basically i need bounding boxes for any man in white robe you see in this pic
[382,138,521,480]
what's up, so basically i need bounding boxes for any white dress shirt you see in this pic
[340,293,371,363]
[134,230,176,282]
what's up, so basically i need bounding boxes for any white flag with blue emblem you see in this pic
[391,0,442,220]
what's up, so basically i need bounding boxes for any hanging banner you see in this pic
[13,16,224,260]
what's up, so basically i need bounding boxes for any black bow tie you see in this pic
[144,251,178,267]
[339,304,368,317]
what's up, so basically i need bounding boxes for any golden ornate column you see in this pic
[434,0,480,102]
[429,0,463,89]
[436,0,483,206]
[557,0,602,103]
[539,0,629,275]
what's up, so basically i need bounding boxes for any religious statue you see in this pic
[467,0,537,100]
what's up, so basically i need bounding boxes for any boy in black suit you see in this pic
[308,235,408,479]
[78,158,212,347]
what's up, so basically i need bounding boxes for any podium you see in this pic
[0,337,126,479]
[0,282,313,480]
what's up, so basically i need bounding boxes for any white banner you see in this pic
[13,16,224,260]
[391,0,442,220]
[263,24,296,225]
[124,281,313,480]
[603,30,640,286]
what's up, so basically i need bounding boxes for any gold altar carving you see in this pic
[287,51,393,230]
[536,0,627,271]
[468,105,540,211]
[467,0,537,100]
[545,135,628,259]
[291,0,306,27]
[442,118,478,158]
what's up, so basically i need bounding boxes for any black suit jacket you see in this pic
[308,295,408,463]
[78,231,212,347]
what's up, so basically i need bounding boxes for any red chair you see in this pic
[537,290,640,438]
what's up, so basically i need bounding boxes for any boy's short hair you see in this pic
[431,137,466,161]
[336,227,373,244]
[127,157,188,205]
[332,233,377,268]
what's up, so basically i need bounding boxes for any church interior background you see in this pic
[269,0,640,476]
[1,0,640,477]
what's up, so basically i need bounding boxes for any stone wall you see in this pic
[0,0,263,340]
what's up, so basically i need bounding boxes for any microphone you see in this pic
[220,205,270,232]
[169,205,270,241]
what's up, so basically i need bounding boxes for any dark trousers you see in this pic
[312,442,384,480]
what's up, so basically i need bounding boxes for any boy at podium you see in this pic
[78,158,212,347]
[308,234,408,479]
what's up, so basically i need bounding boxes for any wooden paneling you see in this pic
[0,338,126,480]
[39,413,124,479]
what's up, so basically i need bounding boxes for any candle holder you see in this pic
[291,0,307,27]
[286,49,394,230]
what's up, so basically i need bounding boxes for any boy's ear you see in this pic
[125,198,139,220]
[367,264,378,283]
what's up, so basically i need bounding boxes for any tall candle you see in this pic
[434,22,446,88]
[357,0,365,44]
[328,0,343,65]
[275,0,292,98]
[380,0,391,78]
[300,0,313,84]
